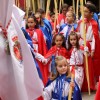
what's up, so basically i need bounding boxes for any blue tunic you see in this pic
[40,25,52,50]
[43,18,52,42]
[45,75,82,100]
[59,23,78,40]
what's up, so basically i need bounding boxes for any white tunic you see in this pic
[77,21,95,51]
[43,79,70,100]
[69,48,84,89]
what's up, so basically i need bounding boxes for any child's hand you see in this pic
[56,24,60,29]
[42,59,48,65]
[52,30,56,36]
[84,46,89,52]
[70,82,75,88]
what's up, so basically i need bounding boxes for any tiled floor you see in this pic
[82,92,95,100]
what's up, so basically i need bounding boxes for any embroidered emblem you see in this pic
[12,36,23,62]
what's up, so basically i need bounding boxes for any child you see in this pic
[68,31,95,91]
[35,12,52,50]
[77,3,100,82]
[44,34,69,74]
[26,15,48,85]
[68,32,85,89]
[45,34,69,64]
[58,4,69,26]
[50,12,55,30]
[37,9,52,42]
[43,56,82,100]
[59,11,77,48]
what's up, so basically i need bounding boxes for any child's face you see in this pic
[68,6,74,12]
[51,15,55,22]
[62,8,67,15]
[84,7,92,19]
[27,18,36,29]
[66,12,74,24]
[42,13,46,19]
[56,59,68,75]
[55,35,63,48]
[35,14,41,23]
[70,35,77,47]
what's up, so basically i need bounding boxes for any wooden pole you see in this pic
[45,0,50,19]
[68,75,74,100]
[68,67,75,100]
[54,0,58,31]
[61,0,64,5]
[73,0,75,14]
[80,0,91,95]
[59,0,62,14]
[85,0,86,4]
[32,0,35,13]
[37,0,40,9]
[18,0,20,7]
[26,0,29,18]
[76,0,79,20]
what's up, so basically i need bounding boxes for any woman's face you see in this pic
[55,35,63,48]
[56,59,68,75]
[27,18,36,29]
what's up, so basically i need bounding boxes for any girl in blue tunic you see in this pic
[43,56,82,100]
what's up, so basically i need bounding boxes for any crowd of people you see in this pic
[0,0,100,100]
[20,1,100,100]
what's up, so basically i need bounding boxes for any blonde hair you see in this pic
[50,56,71,80]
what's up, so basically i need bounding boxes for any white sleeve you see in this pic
[34,51,47,63]
[28,44,47,63]
[43,82,54,100]
[91,35,95,52]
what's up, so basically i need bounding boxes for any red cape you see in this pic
[45,45,69,59]
[58,13,66,25]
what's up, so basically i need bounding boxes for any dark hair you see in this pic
[50,12,55,17]
[84,3,96,13]
[27,15,39,29]
[52,34,66,48]
[37,8,45,14]
[35,12,44,26]
[86,1,93,4]
[68,31,79,50]
[62,4,69,10]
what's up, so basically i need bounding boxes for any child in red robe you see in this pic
[44,34,69,73]
[26,15,48,85]
[58,4,68,26]
[76,4,100,91]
